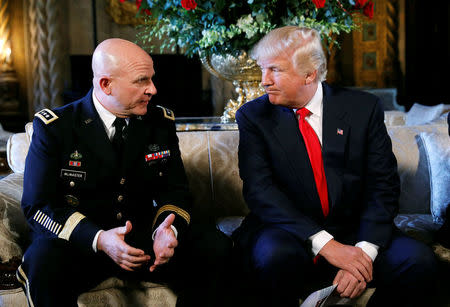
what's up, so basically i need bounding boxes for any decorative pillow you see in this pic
[419,131,450,224]
[406,103,445,126]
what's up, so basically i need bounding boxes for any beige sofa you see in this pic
[0,110,449,306]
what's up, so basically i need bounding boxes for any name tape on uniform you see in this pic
[61,169,86,181]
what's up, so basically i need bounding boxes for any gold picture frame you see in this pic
[105,0,146,26]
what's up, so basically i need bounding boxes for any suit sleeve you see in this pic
[21,118,101,253]
[357,99,400,248]
[237,109,323,244]
[151,118,191,238]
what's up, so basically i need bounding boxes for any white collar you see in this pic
[293,82,323,117]
[303,82,323,117]
[92,91,118,130]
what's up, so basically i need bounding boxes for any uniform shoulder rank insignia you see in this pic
[156,105,175,121]
[35,108,59,125]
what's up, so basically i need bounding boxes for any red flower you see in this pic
[181,0,197,10]
[135,0,151,16]
[354,0,367,9]
[311,0,326,9]
[363,0,374,19]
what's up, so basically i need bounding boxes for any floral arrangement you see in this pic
[125,0,374,57]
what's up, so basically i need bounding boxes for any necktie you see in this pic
[296,108,329,218]
[112,117,127,159]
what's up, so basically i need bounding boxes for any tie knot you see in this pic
[296,108,310,118]
[114,117,126,130]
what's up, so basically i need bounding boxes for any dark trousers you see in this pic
[233,226,438,307]
[17,222,233,307]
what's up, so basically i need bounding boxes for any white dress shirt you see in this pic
[297,83,379,262]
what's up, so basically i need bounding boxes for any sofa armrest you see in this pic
[0,173,29,264]
[6,133,29,174]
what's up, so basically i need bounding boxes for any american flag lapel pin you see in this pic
[337,128,344,135]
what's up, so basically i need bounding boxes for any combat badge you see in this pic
[35,109,59,125]
[70,150,83,160]
[148,144,160,152]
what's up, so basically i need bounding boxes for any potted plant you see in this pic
[126,0,374,120]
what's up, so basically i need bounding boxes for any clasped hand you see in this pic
[96,214,178,272]
[320,239,373,298]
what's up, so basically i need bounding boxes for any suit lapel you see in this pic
[271,105,322,209]
[75,92,116,167]
[322,83,349,210]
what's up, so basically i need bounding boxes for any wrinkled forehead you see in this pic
[117,53,155,76]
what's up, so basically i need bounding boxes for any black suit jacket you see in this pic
[22,90,191,254]
[234,83,400,250]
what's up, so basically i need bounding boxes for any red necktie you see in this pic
[296,108,329,218]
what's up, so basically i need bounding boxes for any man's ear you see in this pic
[99,77,112,95]
[305,70,317,85]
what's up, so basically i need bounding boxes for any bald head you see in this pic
[91,38,157,118]
[92,38,151,80]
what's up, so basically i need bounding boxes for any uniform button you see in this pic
[69,181,75,187]
[116,212,122,220]
[117,195,124,202]
[159,172,163,177]
[120,178,126,185]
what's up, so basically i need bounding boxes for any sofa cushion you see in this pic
[0,173,28,262]
[384,111,405,126]
[78,277,177,307]
[419,131,450,224]
[216,216,244,237]
[387,124,447,214]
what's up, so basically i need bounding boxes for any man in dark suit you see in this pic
[17,38,231,307]
[233,26,437,307]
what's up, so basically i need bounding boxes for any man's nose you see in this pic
[261,71,273,87]
[145,82,157,96]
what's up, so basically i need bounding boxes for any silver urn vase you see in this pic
[201,51,265,122]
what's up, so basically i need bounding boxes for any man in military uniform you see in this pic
[17,38,231,307]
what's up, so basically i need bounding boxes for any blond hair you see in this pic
[251,26,327,82]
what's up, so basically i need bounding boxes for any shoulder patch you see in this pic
[35,108,59,124]
[156,105,175,121]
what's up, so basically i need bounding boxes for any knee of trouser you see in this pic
[250,231,308,281]
[22,238,74,279]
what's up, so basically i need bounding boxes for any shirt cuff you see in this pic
[92,230,103,252]
[355,241,379,262]
[152,225,178,240]
[309,230,334,256]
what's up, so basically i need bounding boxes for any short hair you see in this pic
[251,26,327,82]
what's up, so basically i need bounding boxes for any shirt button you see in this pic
[69,181,75,187]
[120,178,126,185]
[116,212,122,220]
[117,195,124,202]
[159,172,163,177]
